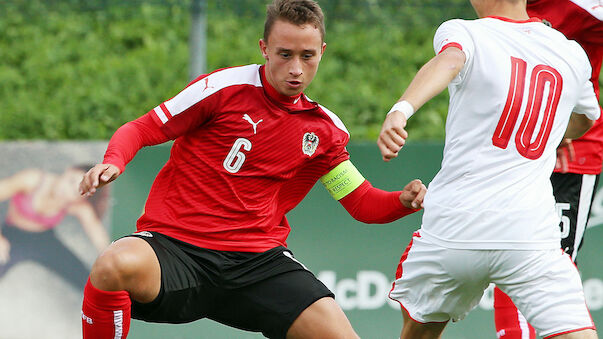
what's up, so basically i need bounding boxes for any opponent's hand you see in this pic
[399,179,427,209]
[79,164,121,197]
[378,110,408,162]
[0,235,10,264]
[555,139,575,173]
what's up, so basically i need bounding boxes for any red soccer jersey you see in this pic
[133,64,350,252]
[528,0,603,174]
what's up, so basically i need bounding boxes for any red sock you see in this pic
[493,287,536,339]
[82,278,132,339]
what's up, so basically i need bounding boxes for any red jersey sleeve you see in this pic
[149,73,224,139]
[103,112,169,173]
[339,180,419,224]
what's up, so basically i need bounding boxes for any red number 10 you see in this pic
[492,56,563,160]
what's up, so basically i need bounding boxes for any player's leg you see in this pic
[389,232,489,339]
[551,329,598,338]
[205,247,358,338]
[82,235,160,339]
[399,307,447,339]
[286,296,359,339]
[494,249,597,339]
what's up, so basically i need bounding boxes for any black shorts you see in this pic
[550,172,599,263]
[124,231,334,339]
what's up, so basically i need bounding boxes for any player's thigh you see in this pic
[493,249,594,338]
[400,307,447,339]
[389,234,490,323]
[555,329,598,339]
[90,235,160,302]
[209,269,337,339]
[287,297,358,339]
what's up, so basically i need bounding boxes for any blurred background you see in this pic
[0,1,601,338]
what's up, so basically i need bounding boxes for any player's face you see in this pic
[260,19,326,97]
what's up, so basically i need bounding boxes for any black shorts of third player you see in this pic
[550,172,599,263]
[124,231,334,339]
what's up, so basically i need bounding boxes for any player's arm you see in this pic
[79,113,169,197]
[564,112,595,140]
[378,47,466,161]
[320,160,426,223]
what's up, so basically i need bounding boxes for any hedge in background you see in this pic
[0,0,472,140]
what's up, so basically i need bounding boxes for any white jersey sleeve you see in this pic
[433,20,474,85]
[572,45,600,119]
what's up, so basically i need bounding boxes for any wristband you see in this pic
[387,100,415,120]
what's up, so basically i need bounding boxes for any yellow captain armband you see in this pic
[320,160,366,200]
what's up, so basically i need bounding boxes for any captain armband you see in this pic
[320,160,366,200]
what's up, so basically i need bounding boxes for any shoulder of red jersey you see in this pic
[303,97,349,136]
[153,64,262,124]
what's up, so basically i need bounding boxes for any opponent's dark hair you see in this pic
[264,0,325,42]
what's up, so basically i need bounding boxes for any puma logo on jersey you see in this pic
[242,114,263,134]
[202,77,214,92]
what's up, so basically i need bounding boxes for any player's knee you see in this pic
[90,238,147,291]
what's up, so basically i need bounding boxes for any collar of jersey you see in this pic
[485,15,542,24]
[259,65,318,113]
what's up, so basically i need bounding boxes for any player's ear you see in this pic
[259,39,269,60]
[321,42,326,55]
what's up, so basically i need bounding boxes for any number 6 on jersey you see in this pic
[492,56,563,160]
[223,138,252,173]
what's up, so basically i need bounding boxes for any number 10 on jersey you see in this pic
[492,56,563,160]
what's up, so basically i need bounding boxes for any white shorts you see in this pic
[389,231,595,338]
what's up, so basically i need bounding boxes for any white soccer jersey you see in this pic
[420,16,600,250]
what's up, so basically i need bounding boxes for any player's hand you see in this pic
[79,164,121,197]
[555,139,575,173]
[399,179,427,209]
[378,110,408,162]
[0,235,10,264]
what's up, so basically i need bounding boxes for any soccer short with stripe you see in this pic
[126,231,333,339]
[389,231,595,337]
[551,172,599,262]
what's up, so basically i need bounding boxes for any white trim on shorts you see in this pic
[573,174,596,261]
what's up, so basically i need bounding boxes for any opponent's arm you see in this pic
[378,47,466,161]
[79,113,169,196]
[564,112,595,140]
[320,160,426,224]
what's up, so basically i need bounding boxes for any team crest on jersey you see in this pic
[302,132,319,156]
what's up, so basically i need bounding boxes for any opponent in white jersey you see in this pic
[378,0,600,338]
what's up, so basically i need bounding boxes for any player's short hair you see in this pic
[264,0,325,42]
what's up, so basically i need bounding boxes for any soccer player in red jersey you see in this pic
[78,0,426,338]
[493,1,603,338]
